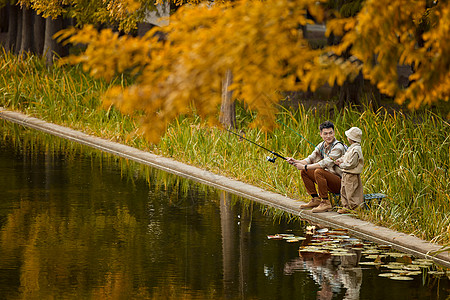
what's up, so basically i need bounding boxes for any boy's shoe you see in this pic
[311,200,332,213]
[300,197,321,209]
[337,208,348,214]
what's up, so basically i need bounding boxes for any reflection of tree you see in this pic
[220,191,238,299]
[220,191,252,299]
[0,126,223,299]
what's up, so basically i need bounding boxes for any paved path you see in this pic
[1,108,449,268]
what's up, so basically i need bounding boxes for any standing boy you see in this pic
[335,127,364,213]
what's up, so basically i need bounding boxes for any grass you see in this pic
[0,51,449,246]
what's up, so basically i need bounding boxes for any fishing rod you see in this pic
[225,128,287,163]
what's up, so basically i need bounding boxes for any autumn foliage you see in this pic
[57,0,449,142]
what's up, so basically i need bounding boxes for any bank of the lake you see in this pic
[0,53,449,253]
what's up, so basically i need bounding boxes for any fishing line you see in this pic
[225,128,287,163]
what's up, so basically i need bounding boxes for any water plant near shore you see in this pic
[0,52,449,247]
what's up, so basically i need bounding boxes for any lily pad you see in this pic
[427,271,445,276]
[384,252,407,258]
[378,245,392,250]
[390,276,414,281]
[366,255,386,260]
[378,273,397,277]
[359,261,383,266]
[383,263,404,269]
[403,265,421,271]
[362,250,381,255]
[331,252,356,256]
[405,271,422,276]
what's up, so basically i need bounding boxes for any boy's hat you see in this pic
[345,127,362,143]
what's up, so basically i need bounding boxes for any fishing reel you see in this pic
[266,156,277,163]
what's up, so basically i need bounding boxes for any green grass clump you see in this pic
[0,51,449,245]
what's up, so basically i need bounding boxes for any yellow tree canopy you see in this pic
[329,0,450,110]
[17,0,144,32]
[58,0,449,143]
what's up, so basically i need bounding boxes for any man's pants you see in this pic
[301,169,341,199]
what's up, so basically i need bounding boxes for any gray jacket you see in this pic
[304,140,346,177]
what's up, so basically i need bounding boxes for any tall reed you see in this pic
[1,52,448,245]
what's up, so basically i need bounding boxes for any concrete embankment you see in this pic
[1,107,449,268]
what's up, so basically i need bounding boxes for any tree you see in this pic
[58,0,449,142]
[0,0,152,60]
[328,0,449,109]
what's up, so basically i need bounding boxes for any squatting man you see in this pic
[286,121,347,213]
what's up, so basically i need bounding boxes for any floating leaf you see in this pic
[397,255,413,264]
[362,249,381,254]
[405,271,422,276]
[366,255,386,260]
[378,245,392,250]
[403,265,421,271]
[378,273,397,277]
[384,252,406,258]
[390,276,414,281]
[427,271,445,276]
[383,263,404,269]
[359,261,383,266]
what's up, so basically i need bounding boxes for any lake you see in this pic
[0,121,448,299]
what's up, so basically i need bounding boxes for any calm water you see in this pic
[0,122,448,299]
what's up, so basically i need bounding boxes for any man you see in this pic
[287,121,346,213]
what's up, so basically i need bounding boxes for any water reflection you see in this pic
[285,252,363,300]
[0,121,448,300]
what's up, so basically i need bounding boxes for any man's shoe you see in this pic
[300,197,321,209]
[311,200,332,213]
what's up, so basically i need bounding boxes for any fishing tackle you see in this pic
[226,129,287,163]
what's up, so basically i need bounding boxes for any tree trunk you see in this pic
[33,12,45,55]
[43,16,64,65]
[6,4,18,52]
[337,72,363,109]
[19,7,34,54]
[219,69,236,129]
[14,6,22,55]
[0,6,8,32]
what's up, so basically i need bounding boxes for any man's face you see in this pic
[320,127,335,145]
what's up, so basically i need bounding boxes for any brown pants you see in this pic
[301,169,341,199]
[341,173,363,209]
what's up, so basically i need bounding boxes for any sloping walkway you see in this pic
[1,107,449,268]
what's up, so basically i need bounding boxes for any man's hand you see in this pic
[286,157,296,165]
[293,162,306,170]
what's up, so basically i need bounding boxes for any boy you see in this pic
[335,127,364,214]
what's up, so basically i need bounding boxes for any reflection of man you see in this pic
[287,121,346,213]
[284,251,362,300]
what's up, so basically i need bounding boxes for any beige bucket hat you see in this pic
[345,127,362,143]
